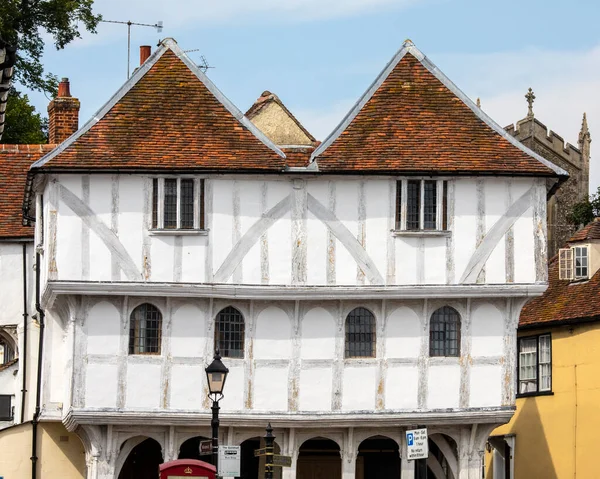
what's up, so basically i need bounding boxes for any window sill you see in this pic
[149,229,208,236]
[516,390,554,399]
[391,230,451,237]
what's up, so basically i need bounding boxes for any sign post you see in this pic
[218,446,241,478]
[406,427,429,479]
[199,440,212,456]
[255,424,292,477]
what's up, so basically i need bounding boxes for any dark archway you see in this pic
[297,437,341,479]
[240,437,282,479]
[356,436,400,479]
[118,438,163,479]
[178,436,212,465]
[427,434,458,479]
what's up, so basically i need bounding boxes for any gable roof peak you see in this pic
[31,37,285,170]
[310,42,568,177]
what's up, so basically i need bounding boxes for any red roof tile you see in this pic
[34,48,286,172]
[314,51,559,176]
[568,219,600,243]
[0,144,55,238]
[521,235,600,328]
[282,147,313,168]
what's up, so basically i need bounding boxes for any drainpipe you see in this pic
[20,243,28,423]
[31,251,45,479]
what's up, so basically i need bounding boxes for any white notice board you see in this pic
[218,445,241,477]
[406,428,428,460]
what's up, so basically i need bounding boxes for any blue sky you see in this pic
[22,0,600,191]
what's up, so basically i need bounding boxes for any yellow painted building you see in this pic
[486,220,600,479]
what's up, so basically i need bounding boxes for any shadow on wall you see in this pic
[486,398,558,479]
[39,423,86,477]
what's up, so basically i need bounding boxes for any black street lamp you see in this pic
[205,349,229,475]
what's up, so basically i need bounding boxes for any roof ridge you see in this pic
[31,38,285,170]
[1,144,57,152]
[310,41,568,177]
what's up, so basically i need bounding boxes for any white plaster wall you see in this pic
[219,363,244,411]
[299,367,332,411]
[253,365,288,411]
[126,362,161,409]
[300,307,335,359]
[254,307,291,359]
[48,174,543,288]
[470,365,502,407]
[453,179,478,282]
[335,181,359,286]
[171,303,206,357]
[427,364,460,409]
[86,301,120,356]
[484,181,507,283]
[470,303,504,357]
[386,306,421,358]
[88,175,113,281]
[170,364,204,410]
[0,243,30,326]
[47,312,66,403]
[342,366,376,411]
[118,175,145,279]
[385,365,418,409]
[85,363,118,408]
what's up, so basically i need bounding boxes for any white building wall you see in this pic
[44,174,545,289]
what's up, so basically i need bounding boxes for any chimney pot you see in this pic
[140,45,151,65]
[57,78,71,98]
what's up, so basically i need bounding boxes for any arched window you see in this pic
[129,303,162,354]
[215,307,245,358]
[430,306,461,357]
[345,307,376,358]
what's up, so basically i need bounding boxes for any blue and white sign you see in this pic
[406,428,428,460]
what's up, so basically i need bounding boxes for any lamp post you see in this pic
[205,349,229,476]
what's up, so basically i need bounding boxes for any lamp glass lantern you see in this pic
[205,350,229,397]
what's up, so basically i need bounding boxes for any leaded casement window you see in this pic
[559,245,589,280]
[0,335,15,365]
[129,303,162,354]
[215,307,245,358]
[345,307,376,358]
[395,179,448,231]
[518,334,552,395]
[429,306,461,357]
[0,395,13,421]
[152,177,205,230]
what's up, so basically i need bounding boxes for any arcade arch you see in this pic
[296,437,341,479]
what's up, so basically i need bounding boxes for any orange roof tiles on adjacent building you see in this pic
[568,218,600,242]
[521,219,600,328]
[311,41,567,177]
[0,144,55,238]
[32,40,286,173]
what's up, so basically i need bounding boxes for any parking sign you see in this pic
[406,428,428,460]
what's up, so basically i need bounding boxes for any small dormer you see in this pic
[559,218,600,281]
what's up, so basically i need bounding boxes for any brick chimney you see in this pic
[140,45,151,65]
[47,78,80,144]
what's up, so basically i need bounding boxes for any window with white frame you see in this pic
[152,178,205,230]
[396,179,448,231]
[559,245,589,280]
[518,334,551,395]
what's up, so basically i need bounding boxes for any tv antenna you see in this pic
[184,49,215,73]
[100,19,164,78]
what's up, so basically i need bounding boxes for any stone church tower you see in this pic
[505,89,591,257]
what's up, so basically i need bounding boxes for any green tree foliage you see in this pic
[568,186,600,227]
[0,0,101,95]
[3,88,47,144]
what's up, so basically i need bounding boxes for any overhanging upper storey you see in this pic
[311,40,568,178]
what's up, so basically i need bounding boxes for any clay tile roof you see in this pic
[520,255,600,328]
[312,41,567,177]
[32,39,285,172]
[281,147,314,168]
[568,218,600,243]
[0,144,55,239]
